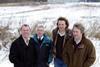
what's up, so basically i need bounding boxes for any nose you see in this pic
[73,32,77,35]
[59,25,63,28]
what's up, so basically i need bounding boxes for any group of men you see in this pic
[9,17,96,67]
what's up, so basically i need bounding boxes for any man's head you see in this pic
[36,24,44,37]
[20,24,31,39]
[72,23,85,40]
[57,17,69,31]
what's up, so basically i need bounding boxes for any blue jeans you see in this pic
[54,58,67,67]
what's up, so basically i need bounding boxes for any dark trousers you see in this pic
[36,62,49,67]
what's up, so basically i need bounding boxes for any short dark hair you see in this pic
[57,17,69,28]
[20,24,30,30]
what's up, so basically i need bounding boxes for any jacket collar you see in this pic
[72,35,86,49]
[33,34,49,44]
[19,35,30,46]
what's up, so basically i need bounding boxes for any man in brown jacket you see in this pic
[63,23,96,67]
[52,17,72,67]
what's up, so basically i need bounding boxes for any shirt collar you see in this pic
[37,36,44,40]
[58,30,65,36]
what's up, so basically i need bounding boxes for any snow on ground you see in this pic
[0,38,100,67]
[0,3,100,67]
[91,38,100,67]
[0,60,13,67]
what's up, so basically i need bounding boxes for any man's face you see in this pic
[36,27,44,37]
[21,26,31,39]
[72,27,82,40]
[58,20,66,31]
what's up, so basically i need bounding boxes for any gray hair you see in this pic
[73,23,85,34]
[37,23,44,28]
[36,23,45,30]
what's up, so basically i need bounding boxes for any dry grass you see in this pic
[85,21,100,40]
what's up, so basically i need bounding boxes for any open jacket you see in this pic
[52,28,72,57]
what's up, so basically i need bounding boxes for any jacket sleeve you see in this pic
[9,41,22,64]
[52,29,57,57]
[62,42,69,65]
[48,40,54,64]
[83,42,96,67]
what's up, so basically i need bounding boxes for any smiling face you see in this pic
[57,20,67,32]
[36,24,44,38]
[72,27,82,40]
[36,27,44,37]
[21,25,31,39]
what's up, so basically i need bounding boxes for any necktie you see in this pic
[38,38,42,45]
[26,39,29,46]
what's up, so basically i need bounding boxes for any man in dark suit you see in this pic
[9,24,37,67]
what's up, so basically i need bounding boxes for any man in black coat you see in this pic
[9,24,37,67]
